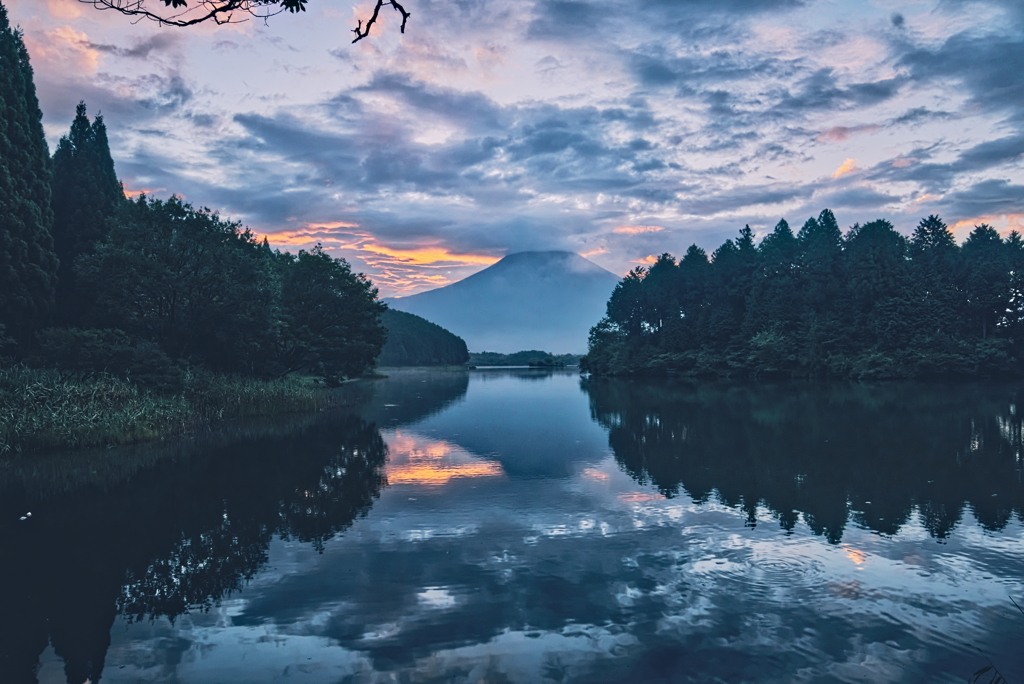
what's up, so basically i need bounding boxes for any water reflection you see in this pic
[384,430,505,487]
[584,378,1024,541]
[0,415,388,684]
[2,372,1024,683]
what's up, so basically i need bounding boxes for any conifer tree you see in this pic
[0,1,58,347]
[51,102,124,324]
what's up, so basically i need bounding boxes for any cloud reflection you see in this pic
[383,430,505,487]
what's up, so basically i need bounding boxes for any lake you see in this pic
[2,369,1023,683]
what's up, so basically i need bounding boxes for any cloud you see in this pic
[14,0,1023,295]
[24,25,100,74]
[88,33,182,60]
[832,159,859,179]
[817,125,882,144]
[614,225,664,235]
[42,0,81,19]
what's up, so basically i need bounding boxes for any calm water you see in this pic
[2,370,1024,683]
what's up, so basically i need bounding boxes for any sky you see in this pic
[6,0,1024,296]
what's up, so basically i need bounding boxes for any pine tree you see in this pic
[51,102,124,324]
[909,214,960,338]
[0,1,58,347]
[961,224,1007,340]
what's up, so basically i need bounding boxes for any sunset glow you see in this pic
[384,430,505,487]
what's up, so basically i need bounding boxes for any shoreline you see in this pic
[0,366,369,456]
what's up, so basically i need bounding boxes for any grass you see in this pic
[0,365,341,455]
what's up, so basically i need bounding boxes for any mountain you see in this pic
[386,251,620,353]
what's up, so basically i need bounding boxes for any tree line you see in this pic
[584,209,1024,378]
[0,3,386,390]
[378,308,468,366]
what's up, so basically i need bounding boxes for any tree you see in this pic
[0,1,59,348]
[81,0,410,42]
[960,224,1007,340]
[378,308,468,366]
[275,244,386,384]
[51,102,125,325]
[909,214,960,338]
[78,196,279,374]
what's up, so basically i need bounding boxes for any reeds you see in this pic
[0,366,339,454]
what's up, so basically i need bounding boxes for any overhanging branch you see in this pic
[351,0,409,43]
[80,0,287,27]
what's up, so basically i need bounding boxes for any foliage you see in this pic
[0,3,58,347]
[50,102,124,325]
[378,308,469,366]
[0,364,332,453]
[0,364,189,453]
[582,377,1024,542]
[78,196,282,375]
[275,244,387,384]
[584,211,1024,379]
[468,350,581,366]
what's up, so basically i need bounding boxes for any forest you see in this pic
[584,210,1024,378]
[378,309,468,366]
[0,7,386,451]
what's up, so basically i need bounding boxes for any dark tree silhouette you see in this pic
[0,2,58,349]
[51,102,125,326]
[80,0,410,42]
[584,209,1024,379]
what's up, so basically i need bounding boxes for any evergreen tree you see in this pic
[960,224,1007,340]
[51,102,124,324]
[909,214,960,338]
[585,209,1024,379]
[796,209,844,367]
[0,2,58,347]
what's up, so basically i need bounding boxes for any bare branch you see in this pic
[80,0,286,27]
[80,0,411,37]
[351,0,409,43]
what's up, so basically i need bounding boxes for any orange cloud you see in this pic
[632,254,658,265]
[950,213,1024,238]
[384,430,504,486]
[263,223,501,296]
[24,26,100,74]
[123,184,166,199]
[832,158,859,179]
[614,225,664,235]
[581,247,608,258]
[582,468,610,482]
[843,544,867,566]
[43,0,82,19]
[359,243,500,267]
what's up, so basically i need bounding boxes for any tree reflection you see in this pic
[584,379,1024,542]
[0,415,386,684]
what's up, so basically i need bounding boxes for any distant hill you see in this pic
[386,251,620,353]
[378,309,468,367]
[468,351,581,367]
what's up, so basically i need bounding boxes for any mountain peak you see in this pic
[388,251,619,353]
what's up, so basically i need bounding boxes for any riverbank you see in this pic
[0,365,354,454]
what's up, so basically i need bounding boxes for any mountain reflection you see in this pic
[583,379,1024,542]
[0,415,388,684]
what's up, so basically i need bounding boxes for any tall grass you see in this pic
[0,366,339,455]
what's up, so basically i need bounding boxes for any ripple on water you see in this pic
[685,541,832,601]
